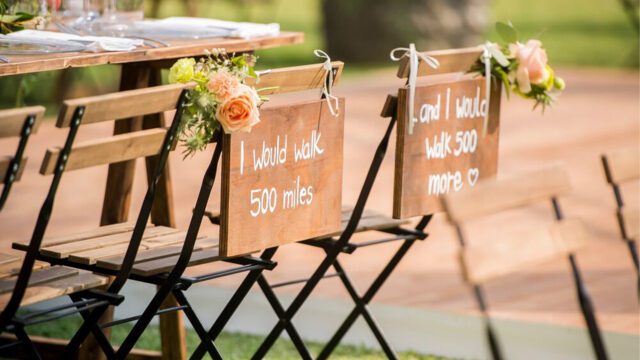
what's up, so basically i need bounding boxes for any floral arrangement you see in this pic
[470,22,566,110]
[168,49,265,156]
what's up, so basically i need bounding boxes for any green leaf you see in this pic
[496,21,518,43]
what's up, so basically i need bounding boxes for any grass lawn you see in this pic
[24,315,449,359]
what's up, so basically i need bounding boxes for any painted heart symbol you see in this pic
[467,168,479,186]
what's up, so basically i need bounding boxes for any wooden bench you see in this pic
[0,106,44,211]
[442,165,608,360]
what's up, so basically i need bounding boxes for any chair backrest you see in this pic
[602,146,639,240]
[2,84,189,319]
[40,84,188,175]
[218,61,345,256]
[442,165,588,285]
[0,106,44,210]
[389,47,501,219]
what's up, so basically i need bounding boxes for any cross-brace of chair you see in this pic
[3,90,275,359]
[187,94,431,360]
[455,197,609,360]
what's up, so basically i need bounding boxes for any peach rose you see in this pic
[207,70,240,102]
[509,40,549,93]
[216,84,261,133]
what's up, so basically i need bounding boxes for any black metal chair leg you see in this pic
[14,324,41,360]
[171,290,223,360]
[190,248,278,360]
[62,303,111,358]
[69,294,116,358]
[318,239,418,359]
[256,275,313,360]
[569,254,609,360]
[113,285,174,360]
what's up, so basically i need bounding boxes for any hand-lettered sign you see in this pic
[220,98,345,256]
[393,77,501,219]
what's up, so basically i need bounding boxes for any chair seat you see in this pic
[308,206,409,240]
[12,222,221,277]
[0,254,108,307]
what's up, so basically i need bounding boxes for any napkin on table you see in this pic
[152,17,280,39]
[7,30,144,52]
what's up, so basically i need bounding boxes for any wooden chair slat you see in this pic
[96,236,213,271]
[0,266,78,294]
[0,261,49,280]
[396,47,483,78]
[68,231,189,265]
[602,146,639,184]
[0,156,27,182]
[461,219,588,284]
[57,83,190,128]
[13,222,139,251]
[443,165,572,222]
[0,106,45,138]
[619,206,640,240]
[131,245,222,276]
[40,128,170,175]
[39,226,178,259]
[250,62,344,95]
[0,271,108,307]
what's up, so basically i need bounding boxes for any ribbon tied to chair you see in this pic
[314,49,340,117]
[480,41,509,137]
[390,43,439,135]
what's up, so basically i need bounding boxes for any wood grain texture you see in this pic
[0,261,49,280]
[602,146,639,184]
[0,266,78,294]
[0,32,304,77]
[0,271,108,307]
[38,226,178,259]
[220,98,345,256]
[443,165,571,223]
[40,128,170,175]
[12,222,138,251]
[396,47,483,78]
[250,61,343,95]
[393,77,501,218]
[57,83,189,127]
[460,219,589,284]
[0,105,45,138]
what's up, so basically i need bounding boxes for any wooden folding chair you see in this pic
[38,61,347,359]
[228,46,503,360]
[4,84,198,359]
[183,60,351,359]
[602,146,640,296]
[0,106,44,211]
[442,165,609,360]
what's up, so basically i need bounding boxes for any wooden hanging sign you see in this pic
[220,98,345,256]
[393,77,501,219]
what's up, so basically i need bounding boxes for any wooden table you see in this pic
[0,32,303,360]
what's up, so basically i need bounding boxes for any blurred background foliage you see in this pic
[0,0,637,111]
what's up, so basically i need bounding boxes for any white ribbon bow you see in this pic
[390,43,440,135]
[314,49,340,117]
[480,42,509,137]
